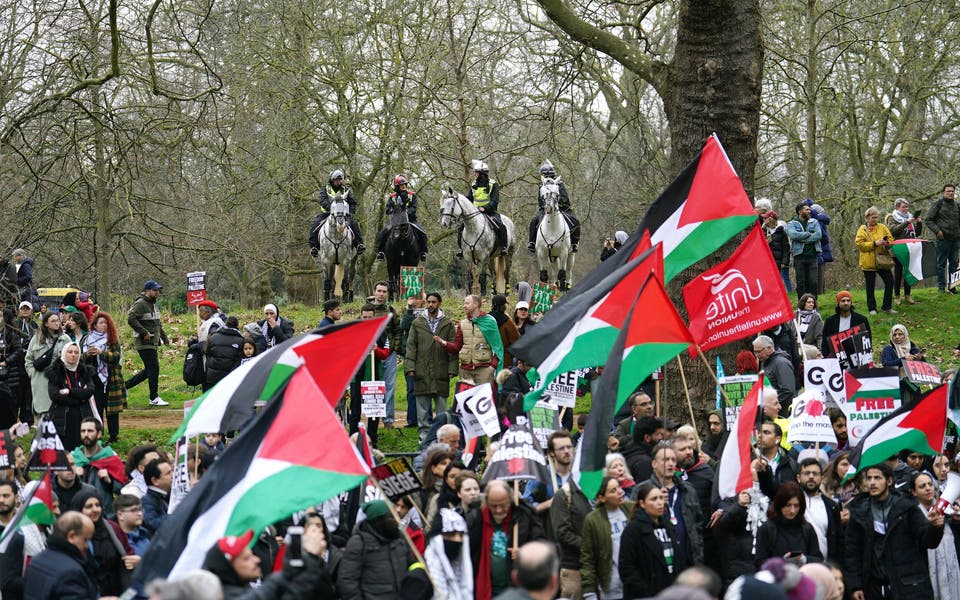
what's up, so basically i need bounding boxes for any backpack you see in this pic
[182,341,205,386]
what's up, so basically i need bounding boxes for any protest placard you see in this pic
[371,457,424,503]
[718,374,758,431]
[841,367,901,445]
[400,266,424,300]
[27,415,70,472]
[481,425,548,483]
[186,271,207,307]
[786,390,837,445]
[525,402,560,449]
[544,371,578,408]
[804,359,845,406]
[361,380,386,418]
[839,332,873,369]
[456,384,499,439]
[902,359,942,386]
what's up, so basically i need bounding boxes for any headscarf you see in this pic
[799,563,842,600]
[84,329,109,383]
[889,324,912,358]
[261,304,280,341]
[61,342,81,372]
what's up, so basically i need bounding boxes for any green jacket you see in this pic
[404,311,458,397]
[580,501,634,595]
[372,302,401,353]
[127,294,168,350]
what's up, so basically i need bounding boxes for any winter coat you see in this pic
[127,293,168,350]
[580,501,634,595]
[371,302,401,353]
[821,310,872,359]
[714,497,761,584]
[338,519,413,600]
[549,479,593,569]
[404,311,458,397]
[766,224,791,269]
[855,223,895,271]
[757,448,799,499]
[814,209,834,262]
[467,502,545,583]
[256,317,294,348]
[141,487,169,536]
[886,212,923,241]
[205,327,245,387]
[319,183,357,215]
[795,310,824,348]
[84,341,126,417]
[786,217,822,256]
[647,473,705,565]
[44,360,95,451]
[880,342,921,368]
[926,196,960,241]
[619,510,683,599]
[491,311,520,368]
[684,458,717,524]
[203,539,337,600]
[0,324,25,392]
[22,534,99,600]
[25,333,70,414]
[754,516,822,567]
[845,492,944,599]
[760,349,796,412]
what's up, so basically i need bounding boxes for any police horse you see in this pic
[314,199,358,302]
[383,206,423,301]
[534,178,574,290]
[439,187,515,296]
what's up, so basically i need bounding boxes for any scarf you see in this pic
[745,482,770,557]
[795,309,817,335]
[470,314,504,367]
[261,304,281,346]
[61,342,80,372]
[84,330,109,383]
[425,309,444,335]
[71,444,128,484]
[890,210,917,238]
[890,324,912,358]
[424,509,473,600]
[476,505,511,600]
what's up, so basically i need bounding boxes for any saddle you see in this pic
[483,213,502,230]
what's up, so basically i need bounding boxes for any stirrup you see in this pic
[572,243,579,253]
[309,247,319,258]
[356,243,366,253]
[376,251,386,261]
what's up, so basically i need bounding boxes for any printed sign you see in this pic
[400,266,424,300]
[841,367,901,445]
[361,380,386,418]
[186,271,207,307]
[371,457,424,503]
[455,383,500,439]
[0,431,15,470]
[804,359,845,406]
[839,333,873,370]
[544,371,578,408]
[902,360,942,386]
[27,415,70,472]
[524,402,560,450]
[718,374,758,431]
[168,437,191,514]
[481,424,549,483]
[787,390,838,445]
[826,326,870,369]
[532,282,556,314]
[950,268,960,290]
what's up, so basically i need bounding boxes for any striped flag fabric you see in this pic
[843,368,901,446]
[0,469,55,552]
[889,239,937,285]
[845,385,947,481]
[173,319,387,441]
[717,375,764,499]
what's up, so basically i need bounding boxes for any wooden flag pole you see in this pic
[696,346,732,408]
[513,480,520,553]
[675,356,697,429]
[655,379,661,417]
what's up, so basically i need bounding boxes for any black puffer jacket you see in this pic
[0,323,25,391]
[754,515,822,567]
[619,509,683,599]
[713,497,757,585]
[44,359,95,450]
[338,518,413,600]
[845,492,944,600]
[205,327,244,387]
[766,224,791,269]
[202,541,337,600]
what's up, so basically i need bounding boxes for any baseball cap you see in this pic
[17,301,32,311]
[143,280,163,291]
[515,301,530,310]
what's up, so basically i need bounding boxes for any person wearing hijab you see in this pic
[257,304,294,348]
[44,342,95,450]
[424,508,473,600]
[881,323,926,404]
[70,488,136,596]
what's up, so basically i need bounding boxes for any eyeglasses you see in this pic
[120,507,143,513]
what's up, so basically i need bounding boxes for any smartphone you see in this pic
[286,526,304,567]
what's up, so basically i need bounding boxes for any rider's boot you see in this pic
[310,247,319,258]
[499,230,509,256]
[528,217,538,253]
[456,228,464,259]
[527,242,535,253]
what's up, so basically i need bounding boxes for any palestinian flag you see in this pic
[174,318,389,442]
[844,367,901,445]
[470,314,504,368]
[564,133,756,290]
[845,385,947,481]
[575,273,695,499]
[0,470,56,552]
[949,363,960,429]
[717,375,764,499]
[513,245,664,411]
[890,239,937,285]
[134,365,377,584]
[71,444,127,484]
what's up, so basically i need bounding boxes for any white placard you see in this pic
[545,371,578,408]
[804,358,844,406]
[787,390,838,445]
[464,383,500,438]
[455,385,487,439]
[361,381,386,418]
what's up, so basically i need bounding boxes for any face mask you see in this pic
[443,539,462,561]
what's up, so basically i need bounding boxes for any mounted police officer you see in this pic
[528,160,579,253]
[457,160,508,258]
[308,169,365,257]
[376,174,428,263]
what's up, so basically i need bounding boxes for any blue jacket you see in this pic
[813,210,833,262]
[786,217,822,256]
[141,487,169,536]
[880,343,920,368]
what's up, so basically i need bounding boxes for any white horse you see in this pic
[535,179,574,290]
[315,199,358,301]
[439,186,515,296]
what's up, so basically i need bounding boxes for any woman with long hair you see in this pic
[45,341,95,450]
[581,476,632,599]
[619,482,683,598]
[910,471,960,600]
[604,453,635,497]
[820,451,856,504]
[854,205,896,315]
[754,482,822,567]
[24,312,70,416]
[84,311,126,443]
[419,449,453,515]
[795,293,823,348]
[426,460,465,534]
[455,471,481,516]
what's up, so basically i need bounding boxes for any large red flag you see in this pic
[682,224,792,354]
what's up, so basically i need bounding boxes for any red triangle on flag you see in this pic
[900,385,947,450]
[844,371,862,399]
[625,274,695,348]
[592,245,664,327]
[628,230,653,261]
[678,134,755,228]
[257,365,369,476]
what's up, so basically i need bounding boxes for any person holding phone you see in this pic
[754,482,822,568]
[855,206,896,315]
[886,198,923,304]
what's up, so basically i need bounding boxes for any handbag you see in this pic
[875,247,894,271]
[33,343,56,372]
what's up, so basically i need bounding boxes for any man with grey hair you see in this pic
[752,335,795,416]
[493,541,560,600]
[146,570,223,600]
[413,423,462,471]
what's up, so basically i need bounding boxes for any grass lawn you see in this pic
[63,282,959,458]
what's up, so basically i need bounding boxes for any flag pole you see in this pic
[695,346,732,408]
[655,379,661,417]
[675,356,697,430]
[513,480,520,553]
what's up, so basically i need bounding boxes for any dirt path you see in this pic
[122,407,411,430]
